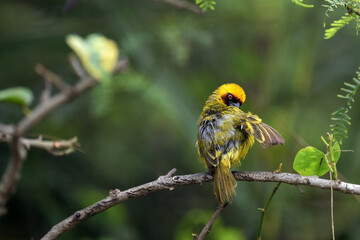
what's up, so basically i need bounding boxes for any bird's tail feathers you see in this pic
[214,162,237,205]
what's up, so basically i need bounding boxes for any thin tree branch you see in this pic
[34,64,71,93]
[16,75,97,137]
[153,0,204,14]
[0,135,79,156]
[193,203,229,240]
[41,169,360,240]
[0,137,27,215]
[22,137,80,156]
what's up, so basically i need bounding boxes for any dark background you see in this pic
[1,0,360,239]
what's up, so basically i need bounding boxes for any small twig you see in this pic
[34,64,71,92]
[153,0,205,14]
[0,137,27,215]
[41,77,52,103]
[22,137,80,156]
[257,183,281,240]
[193,202,229,240]
[69,55,88,79]
[295,185,304,194]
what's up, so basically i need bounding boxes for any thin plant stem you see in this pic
[328,134,338,180]
[257,182,281,240]
[330,170,335,240]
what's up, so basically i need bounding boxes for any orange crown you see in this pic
[218,83,246,104]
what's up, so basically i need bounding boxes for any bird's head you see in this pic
[217,83,246,108]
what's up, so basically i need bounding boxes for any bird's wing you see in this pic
[236,111,285,148]
[197,117,221,166]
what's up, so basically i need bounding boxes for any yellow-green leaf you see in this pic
[293,146,324,176]
[0,87,33,106]
[66,34,119,81]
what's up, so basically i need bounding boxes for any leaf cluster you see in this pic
[330,68,360,143]
[323,0,360,39]
[195,0,216,11]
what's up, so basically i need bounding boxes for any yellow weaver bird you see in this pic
[196,83,284,205]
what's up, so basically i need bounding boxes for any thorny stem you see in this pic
[257,182,281,240]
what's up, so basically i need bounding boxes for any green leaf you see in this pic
[293,143,341,177]
[292,0,314,8]
[293,146,325,176]
[317,142,341,176]
[0,87,33,106]
[324,14,353,39]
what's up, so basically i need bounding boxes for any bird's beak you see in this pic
[229,101,241,108]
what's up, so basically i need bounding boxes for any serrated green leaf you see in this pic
[0,87,33,106]
[293,146,325,176]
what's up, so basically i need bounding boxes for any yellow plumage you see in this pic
[196,83,284,205]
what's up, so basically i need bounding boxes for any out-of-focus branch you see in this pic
[23,137,79,156]
[0,137,27,215]
[153,0,204,14]
[0,57,99,215]
[0,135,79,156]
[16,75,97,136]
[193,203,228,240]
[41,169,360,240]
[34,64,71,93]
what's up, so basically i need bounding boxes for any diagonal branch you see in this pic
[41,169,360,240]
[193,203,229,240]
[0,57,98,215]
[16,75,97,137]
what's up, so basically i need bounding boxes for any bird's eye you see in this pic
[227,93,233,100]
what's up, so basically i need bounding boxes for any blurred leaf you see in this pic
[0,87,33,106]
[66,34,119,81]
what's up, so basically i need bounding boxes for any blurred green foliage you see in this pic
[1,0,360,240]
[0,87,33,106]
